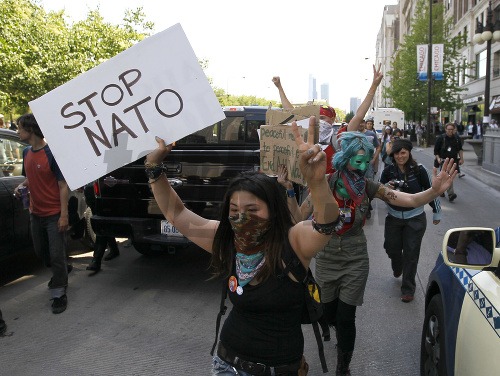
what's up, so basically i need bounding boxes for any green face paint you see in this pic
[348,154,370,172]
[336,179,350,198]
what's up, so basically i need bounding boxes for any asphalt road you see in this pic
[1,145,499,375]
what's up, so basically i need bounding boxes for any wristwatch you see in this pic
[145,164,166,182]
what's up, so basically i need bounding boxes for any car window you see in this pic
[0,135,25,177]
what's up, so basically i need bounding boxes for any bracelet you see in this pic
[311,216,342,235]
[286,188,295,198]
[144,161,160,168]
[148,172,166,184]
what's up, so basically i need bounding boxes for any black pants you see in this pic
[93,235,118,262]
[384,212,427,295]
[323,299,357,352]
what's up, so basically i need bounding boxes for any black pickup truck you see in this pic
[89,106,270,255]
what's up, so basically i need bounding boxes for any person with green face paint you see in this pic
[278,131,458,376]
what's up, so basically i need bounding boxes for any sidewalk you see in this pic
[415,141,500,192]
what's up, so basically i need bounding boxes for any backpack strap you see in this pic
[281,242,329,373]
[210,277,228,356]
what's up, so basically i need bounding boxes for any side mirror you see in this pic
[442,228,496,268]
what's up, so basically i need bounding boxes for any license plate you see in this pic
[160,220,183,237]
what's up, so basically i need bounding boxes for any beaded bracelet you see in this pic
[311,216,343,235]
[286,188,295,198]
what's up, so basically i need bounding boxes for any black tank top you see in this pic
[220,258,304,366]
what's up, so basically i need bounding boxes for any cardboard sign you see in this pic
[260,105,320,186]
[260,125,309,186]
[29,23,224,190]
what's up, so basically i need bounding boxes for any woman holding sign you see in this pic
[278,132,457,375]
[146,117,339,375]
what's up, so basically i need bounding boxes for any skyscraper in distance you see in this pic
[308,74,317,101]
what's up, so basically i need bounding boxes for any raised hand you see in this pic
[292,116,326,185]
[146,136,173,165]
[431,158,458,193]
[277,164,293,190]
[372,63,383,87]
[272,76,282,88]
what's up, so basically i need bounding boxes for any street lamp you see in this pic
[473,0,500,128]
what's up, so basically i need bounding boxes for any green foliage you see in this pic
[344,111,355,123]
[385,0,471,120]
[0,0,153,114]
[213,86,279,107]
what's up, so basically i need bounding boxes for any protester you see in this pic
[146,118,339,376]
[434,123,464,202]
[380,138,441,303]
[278,131,457,375]
[14,114,70,314]
[382,129,403,168]
[415,124,424,146]
[83,184,120,273]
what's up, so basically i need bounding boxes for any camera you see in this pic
[391,179,408,191]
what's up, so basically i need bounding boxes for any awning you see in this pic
[465,104,481,112]
[490,96,500,114]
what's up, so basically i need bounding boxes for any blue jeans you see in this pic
[211,356,253,376]
[30,213,68,298]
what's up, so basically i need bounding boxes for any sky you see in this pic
[39,0,398,112]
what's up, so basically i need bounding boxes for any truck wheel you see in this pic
[84,207,96,247]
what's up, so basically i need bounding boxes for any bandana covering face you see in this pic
[229,212,272,255]
[319,120,334,143]
[341,169,366,206]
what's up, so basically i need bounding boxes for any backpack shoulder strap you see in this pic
[210,277,228,356]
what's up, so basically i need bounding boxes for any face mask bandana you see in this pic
[319,120,334,143]
[235,251,266,287]
[229,212,272,255]
[340,169,366,206]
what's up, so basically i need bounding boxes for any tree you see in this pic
[385,0,471,123]
[0,0,152,115]
[344,111,355,123]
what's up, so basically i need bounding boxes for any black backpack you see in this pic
[210,243,330,373]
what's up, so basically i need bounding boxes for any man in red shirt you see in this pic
[15,114,70,314]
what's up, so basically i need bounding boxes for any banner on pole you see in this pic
[417,44,444,81]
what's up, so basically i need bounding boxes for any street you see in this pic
[0,144,499,376]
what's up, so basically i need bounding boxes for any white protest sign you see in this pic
[259,121,309,186]
[29,23,224,190]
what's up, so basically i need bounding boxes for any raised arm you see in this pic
[277,165,315,223]
[288,117,339,263]
[272,76,294,110]
[374,158,458,207]
[347,64,383,132]
[145,140,218,252]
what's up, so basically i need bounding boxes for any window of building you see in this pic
[476,50,487,79]
[494,50,500,78]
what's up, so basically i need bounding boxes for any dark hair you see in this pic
[445,122,456,130]
[17,113,44,138]
[210,171,293,280]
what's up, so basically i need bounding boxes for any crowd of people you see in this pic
[4,70,482,376]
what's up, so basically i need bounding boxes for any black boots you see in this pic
[336,348,353,376]
[86,258,101,272]
[0,310,6,336]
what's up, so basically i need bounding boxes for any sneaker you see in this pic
[459,173,465,178]
[401,294,414,303]
[86,259,101,272]
[449,193,457,202]
[51,295,68,314]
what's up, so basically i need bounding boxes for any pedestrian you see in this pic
[278,131,457,376]
[380,125,393,163]
[14,113,70,314]
[358,118,381,219]
[83,184,120,273]
[392,121,400,132]
[415,124,424,146]
[146,118,340,376]
[0,309,6,336]
[380,138,441,303]
[473,120,483,139]
[383,129,403,168]
[434,122,464,201]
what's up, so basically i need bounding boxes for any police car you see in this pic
[420,227,500,375]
